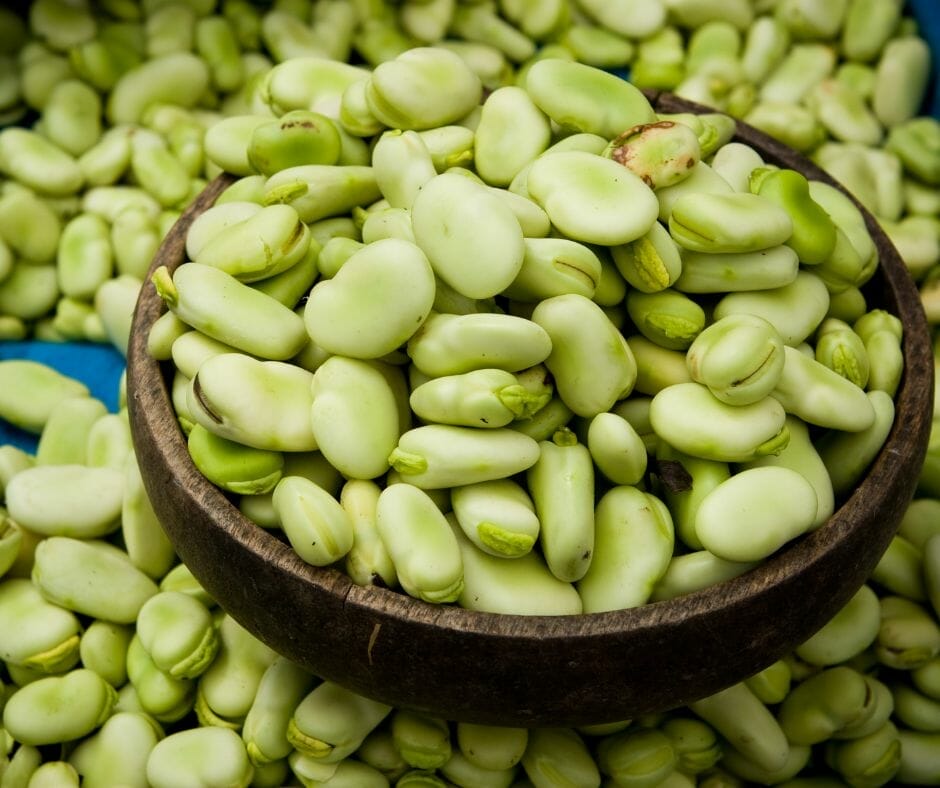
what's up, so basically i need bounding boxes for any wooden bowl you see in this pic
[126,91,934,727]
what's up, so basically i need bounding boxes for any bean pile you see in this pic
[0,0,939,785]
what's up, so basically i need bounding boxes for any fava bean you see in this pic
[305,237,435,359]
[412,171,524,299]
[578,485,674,612]
[288,680,391,763]
[6,464,123,538]
[695,466,817,562]
[272,476,354,567]
[0,578,80,674]
[188,353,317,451]
[145,727,253,788]
[649,382,788,463]
[408,312,552,377]
[526,151,659,246]
[31,536,158,623]
[2,669,116,747]
[524,58,656,140]
[376,482,463,603]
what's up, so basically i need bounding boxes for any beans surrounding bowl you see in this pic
[126,87,933,727]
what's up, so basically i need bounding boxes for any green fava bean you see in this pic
[710,142,766,193]
[136,591,218,680]
[146,727,253,788]
[311,357,401,480]
[341,479,397,588]
[408,311,551,377]
[107,52,210,125]
[391,710,452,771]
[248,110,341,176]
[376,483,464,603]
[606,120,702,190]
[123,447,178,582]
[366,47,482,130]
[171,330,242,381]
[650,382,788,462]
[818,389,896,497]
[526,429,595,583]
[68,711,161,788]
[196,613,278,728]
[409,368,549,429]
[695,466,818,562]
[686,313,785,405]
[772,345,875,432]
[474,85,551,187]
[669,192,793,253]
[0,578,80,673]
[5,464,123,538]
[263,164,380,224]
[656,161,734,224]
[873,37,931,128]
[752,168,836,264]
[778,666,879,745]
[815,320,870,389]
[628,334,691,395]
[412,172,524,299]
[153,263,307,361]
[57,212,113,300]
[0,127,83,197]
[78,620,133,689]
[304,237,435,359]
[188,353,317,452]
[796,583,882,667]
[524,59,657,139]
[273,476,354,567]
[652,550,758,601]
[521,727,601,788]
[713,270,830,346]
[526,151,660,246]
[743,416,835,530]
[586,411,648,486]
[876,596,940,670]
[626,288,706,351]
[3,668,116,747]
[288,681,391,763]
[595,728,677,787]
[611,220,683,294]
[243,657,316,767]
[451,479,540,558]
[371,129,436,211]
[32,537,158,623]
[449,516,583,620]
[35,395,107,466]
[532,293,637,418]
[825,720,901,787]
[438,749,517,788]
[203,115,272,177]
[578,486,674,612]
[502,236,603,302]
[0,359,88,434]
[389,425,540,490]
[456,723,527,773]
[193,204,311,283]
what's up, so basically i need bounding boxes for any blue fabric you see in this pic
[910,0,940,117]
[0,341,126,453]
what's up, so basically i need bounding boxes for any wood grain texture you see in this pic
[126,93,934,727]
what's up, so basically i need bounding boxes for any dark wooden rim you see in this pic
[126,92,934,726]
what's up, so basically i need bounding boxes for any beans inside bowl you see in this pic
[126,66,934,727]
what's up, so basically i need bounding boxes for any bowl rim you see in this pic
[126,90,935,726]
